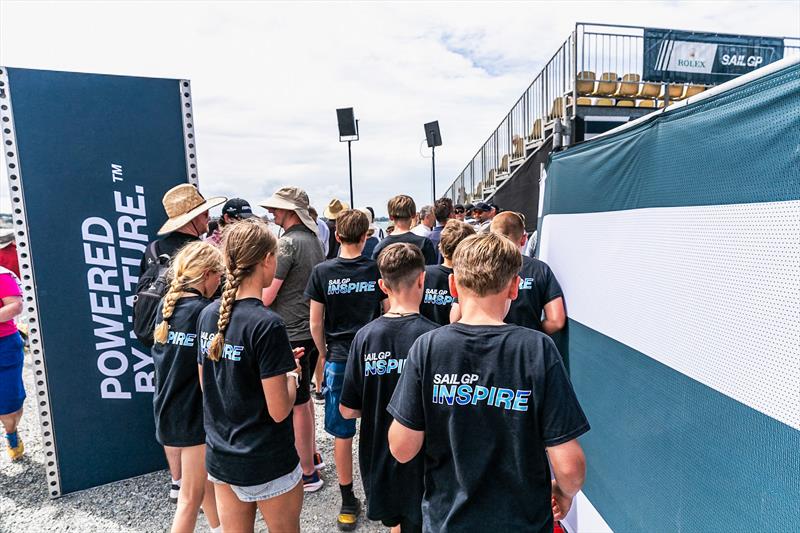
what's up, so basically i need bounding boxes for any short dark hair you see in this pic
[434,198,453,223]
[377,243,424,290]
[336,209,369,244]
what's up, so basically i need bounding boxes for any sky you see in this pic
[1,0,799,217]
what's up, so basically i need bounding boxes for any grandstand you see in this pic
[442,23,799,229]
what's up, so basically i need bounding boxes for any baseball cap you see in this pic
[473,202,491,212]
[222,198,255,219]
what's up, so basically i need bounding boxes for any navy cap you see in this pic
[222,198,255,219]
[473,202,491,211]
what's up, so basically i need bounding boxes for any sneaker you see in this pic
[169,482,180,503]
[5,437,23,461]
[313,452,326,471]
[337,499,361,531]
[312,390,324,402]
[302,471,324,493]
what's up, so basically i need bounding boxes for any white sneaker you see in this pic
[169,482,180,503]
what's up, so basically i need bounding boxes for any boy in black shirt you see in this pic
[372,195,437,265]
[305,209,387,531]
[388,233,589,532]
[340,243,437,533]
[420,220,475,326]
[490,212,565,333]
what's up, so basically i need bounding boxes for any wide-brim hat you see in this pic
[324,198,350,219]
[158,184,226,235]
[260,186,319,236]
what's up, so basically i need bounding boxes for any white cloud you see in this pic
[1,1,798,216]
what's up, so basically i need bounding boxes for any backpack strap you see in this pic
[144,240,160,268]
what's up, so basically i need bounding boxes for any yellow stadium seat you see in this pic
[684,85,706,98]
[616,73,640,97]
[576,71,596,96]
[529,118,543,140]
[637,82,661,99]
[667,84,684,99]
[637,100,656,108]
[576,97,592,105]
[616,100,634,107]
[512,136,525,158]
[499,155,509,173]
[594,72,618,96]
[550,97,567,118]
[487,169,497,185]
[596,98,614,106]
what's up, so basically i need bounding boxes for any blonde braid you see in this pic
[153,275,184,345]
[207,267,246,362]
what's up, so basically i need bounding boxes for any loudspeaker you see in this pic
[424,121,442,147]
[336,108,358,137]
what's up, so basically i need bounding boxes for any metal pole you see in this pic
[431,145,436,201]
[348,140,354,207]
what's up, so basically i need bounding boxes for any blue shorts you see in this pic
[0,332,24,416]
[324,361,356,439]
[209,463,302,503]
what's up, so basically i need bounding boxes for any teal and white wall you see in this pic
[541,58,800,531]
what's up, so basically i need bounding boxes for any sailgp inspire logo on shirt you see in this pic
[423,288,454,306]
[518,278,535,291]
[167,331,196,347]
[364,351,407,376]
[327,278,377,295]
[199,331,244,362]
[432,373,531,412]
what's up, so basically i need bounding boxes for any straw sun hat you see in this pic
[157,184,227,235]
[259,186,319,236]
[323,198,350,220]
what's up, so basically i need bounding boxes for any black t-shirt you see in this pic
[340,314,438,523]
[139,232,199,274]
[420,265,453,326]
[304,256,386,362]
[372,232,437,265]
[387,323,589,532]
[505,256,563,331]
[197,298,298,486]
[152,295,210,447]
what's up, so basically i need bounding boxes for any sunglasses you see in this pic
[454,208,465,214]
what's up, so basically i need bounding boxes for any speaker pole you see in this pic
[348,139,354,207]
[431,144,436,202]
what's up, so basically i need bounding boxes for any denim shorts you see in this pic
[0,332,25,416]
[324,360,356,439]
[208,463,302,503]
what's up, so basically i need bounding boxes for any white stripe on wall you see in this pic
[540,200,800,431]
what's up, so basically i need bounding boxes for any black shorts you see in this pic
[290,339,318,405]
[381,516,422,533]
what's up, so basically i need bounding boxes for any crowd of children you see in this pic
[138,183,589,533]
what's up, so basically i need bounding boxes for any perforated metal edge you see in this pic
[0,66,62,498]
[179,80,199,187]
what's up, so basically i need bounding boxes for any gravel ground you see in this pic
[0,355,385,532]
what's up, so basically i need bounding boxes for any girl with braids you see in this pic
[197,217,304,533]
[151,241,224,533]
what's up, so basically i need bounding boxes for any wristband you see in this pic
[286,371,300,388]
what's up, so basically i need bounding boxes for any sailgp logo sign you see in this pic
[644,29,784,84]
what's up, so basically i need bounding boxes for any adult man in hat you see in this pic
[206,198,255,246]
[139,184,226,274]
[260,187,326,492]
[139,183,226,503]
[472,201,497,233]
[323,199,349,259]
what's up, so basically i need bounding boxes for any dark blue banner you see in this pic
[1,67,193,495]
[644,28,784,84]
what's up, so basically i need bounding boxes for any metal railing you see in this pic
[443,23,800,204]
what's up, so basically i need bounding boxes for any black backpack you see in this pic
[132,241,172,348]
